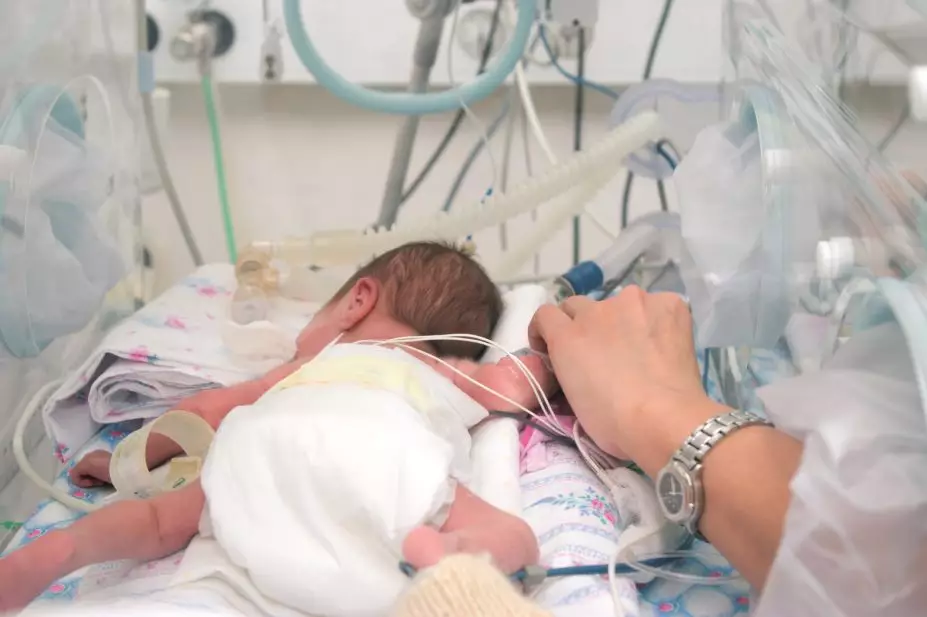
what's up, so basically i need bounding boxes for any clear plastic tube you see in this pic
[609,79,721,179]
[593,211,680,282]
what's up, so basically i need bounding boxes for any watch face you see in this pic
[658,469,686,516]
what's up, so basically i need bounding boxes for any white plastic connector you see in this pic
[909,66,927,122]
[816,237,855,280]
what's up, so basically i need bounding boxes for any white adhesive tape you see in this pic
[109,411,216,499]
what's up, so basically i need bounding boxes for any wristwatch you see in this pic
[656,409,772,536]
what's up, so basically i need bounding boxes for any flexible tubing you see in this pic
[141,92,204,266]
[507,3,614,246]
[377,13,447,229]
[282,0,535,115]
[201,73,238,263]
[507,0,557,168]
[377,63,434,230]
[299,111,661,265]
[136,0,204,266]
[516,60,556,163]
[492,171,613,279]
[442,98,511,213]
[14,380,99,513]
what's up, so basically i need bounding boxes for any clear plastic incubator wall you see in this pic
[677,3,927,614]
[0,1,143,519]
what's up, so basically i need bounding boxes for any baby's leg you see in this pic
[0,482,204,611]
[403,485,538,573]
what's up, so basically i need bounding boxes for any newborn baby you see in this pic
[0,242,556,615]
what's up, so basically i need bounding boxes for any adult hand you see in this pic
[528,286,718,471]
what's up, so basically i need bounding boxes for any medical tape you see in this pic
[109,411,215,499]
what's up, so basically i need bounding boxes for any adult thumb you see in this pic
[527,304,570,354]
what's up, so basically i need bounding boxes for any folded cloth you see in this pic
[43,264,316,462]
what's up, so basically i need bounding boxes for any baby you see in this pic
[0,242,556,614]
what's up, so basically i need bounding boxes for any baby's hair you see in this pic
[331,241,503,359]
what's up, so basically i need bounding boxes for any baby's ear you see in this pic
[337,277,380,328]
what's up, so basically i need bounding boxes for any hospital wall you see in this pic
[142,83,922,293]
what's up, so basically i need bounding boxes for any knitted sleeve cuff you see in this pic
[390,554,552,617]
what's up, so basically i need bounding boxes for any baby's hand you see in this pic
[436,351,560,412]
[69,450,113,488]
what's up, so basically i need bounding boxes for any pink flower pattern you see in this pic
[164,316,186,330]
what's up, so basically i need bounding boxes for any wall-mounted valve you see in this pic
[170,9,236,73]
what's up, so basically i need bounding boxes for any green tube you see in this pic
[201,74,237,263]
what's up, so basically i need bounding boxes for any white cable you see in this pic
[448,0,499,197]
[507,0,616,246]
[14,380,100,513]
[509,4,557,167]
[355,333,567,436]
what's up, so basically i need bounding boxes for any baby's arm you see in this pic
[71,358,313,488]
[0,482,204,611]
[435,352,559,412]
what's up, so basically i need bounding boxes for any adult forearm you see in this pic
[629,397,801,590]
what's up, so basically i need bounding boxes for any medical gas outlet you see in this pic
[171,9,236,68]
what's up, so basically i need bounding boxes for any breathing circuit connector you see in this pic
[231,245,280,324]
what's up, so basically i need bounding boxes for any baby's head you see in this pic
[296,242,503,359]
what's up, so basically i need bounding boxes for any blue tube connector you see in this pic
[561,261,604,296]
[282,0,536,115]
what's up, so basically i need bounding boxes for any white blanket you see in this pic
[186,343,489,617]
[42,264,316,462]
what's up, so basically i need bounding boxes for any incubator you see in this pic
[0,1,142,506]
[5,0,927,615]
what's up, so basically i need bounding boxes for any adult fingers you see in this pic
[527,304,572,353]
[559,295,596,319]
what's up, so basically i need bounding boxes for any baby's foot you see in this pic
[402,518,539,574]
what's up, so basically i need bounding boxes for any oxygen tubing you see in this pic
[14,380,99,513]
[282,0,535,115]
[201,73,238,263]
